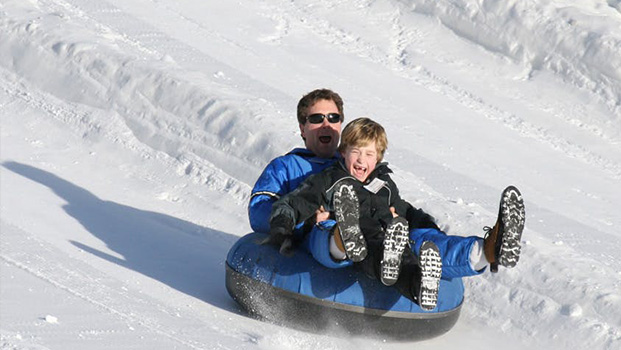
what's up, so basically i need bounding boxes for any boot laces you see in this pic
[483,226,494,238]
[483,226,493,239]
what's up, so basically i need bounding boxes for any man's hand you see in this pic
[264,215,295,256]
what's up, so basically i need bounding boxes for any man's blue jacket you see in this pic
[248,148,338,233]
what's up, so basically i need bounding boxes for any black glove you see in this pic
[277,237,294,257]
[262,215,295,256]
[407,207,440,230]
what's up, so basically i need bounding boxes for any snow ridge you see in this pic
[1,0,289,193]
[406,0,621,115]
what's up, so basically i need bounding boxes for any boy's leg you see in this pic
[389,243,442,311]
[418,241,443,311]
[333,181,367,262]
[484,185,526,272]
[380,216,410,286]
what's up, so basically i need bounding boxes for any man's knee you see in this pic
[305,220,353,269]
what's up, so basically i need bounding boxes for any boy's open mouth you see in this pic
[319,136,332,143]
[353,165,367,179]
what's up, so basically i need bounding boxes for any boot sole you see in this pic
[497,186,526,268]
[380,217,409,286]
[333,182,367,262]
[419,241,442,311]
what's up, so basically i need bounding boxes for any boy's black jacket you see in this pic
[269,161,438,240]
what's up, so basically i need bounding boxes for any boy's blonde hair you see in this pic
[338,117,388,161]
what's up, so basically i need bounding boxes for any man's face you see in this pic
[341,141,379,182]
[299,99,342,158]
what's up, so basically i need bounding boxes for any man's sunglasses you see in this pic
[306,113,342,124]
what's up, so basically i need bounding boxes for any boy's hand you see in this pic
[315,205,330,223]
[390,206,398,218]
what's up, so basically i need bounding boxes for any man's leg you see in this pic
[483,185,526,272]
[410,186,526,277]
[410,228,482,279]
[302,220,353,269]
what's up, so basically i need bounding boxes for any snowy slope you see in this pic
[1,0,620,349]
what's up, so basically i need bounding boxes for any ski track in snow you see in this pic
[1,0,621,349]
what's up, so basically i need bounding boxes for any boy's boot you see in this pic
[484,185,526,273]
[333,182,367,262]
[380,216,410,286]
[417,241,443,311]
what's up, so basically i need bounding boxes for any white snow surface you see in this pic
[1,0,620,349]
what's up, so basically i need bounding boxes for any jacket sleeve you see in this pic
[386,176,440,230]
[248,158,290,233]
[270,172,328,232]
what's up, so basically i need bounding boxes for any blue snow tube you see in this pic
[225,232,463,340]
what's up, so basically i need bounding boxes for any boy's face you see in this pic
[341,141,379,182]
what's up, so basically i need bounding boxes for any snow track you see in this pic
[1,222,210,350]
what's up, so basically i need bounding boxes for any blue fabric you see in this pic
[409,228,483,278]
[227,232,464,313]
[248,195,274,234]
[248,148,338,233]
[302,220,353,269]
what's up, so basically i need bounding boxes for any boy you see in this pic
[269,117,443,311]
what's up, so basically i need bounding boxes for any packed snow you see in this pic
[1,0,620,349]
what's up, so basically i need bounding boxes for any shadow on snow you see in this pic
[4,161,241,312]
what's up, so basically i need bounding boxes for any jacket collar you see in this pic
[287,148,341,164]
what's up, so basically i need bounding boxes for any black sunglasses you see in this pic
[306,113,342,124]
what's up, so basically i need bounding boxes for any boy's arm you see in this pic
[404,204,440,230]
[266,173,328,256]
[269,171,329,241]
[386,177,440,230]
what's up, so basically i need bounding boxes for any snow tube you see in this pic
[225,232,463,340]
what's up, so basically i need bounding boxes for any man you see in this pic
[248,88,525,276]
[248,88,350,267]
[248,88,343,233]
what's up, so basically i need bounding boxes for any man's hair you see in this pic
[338,117,388,161]
[297,88,344,124]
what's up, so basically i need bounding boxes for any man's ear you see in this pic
[299,123,305,140]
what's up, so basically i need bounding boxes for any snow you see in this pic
[1,0,620,349]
